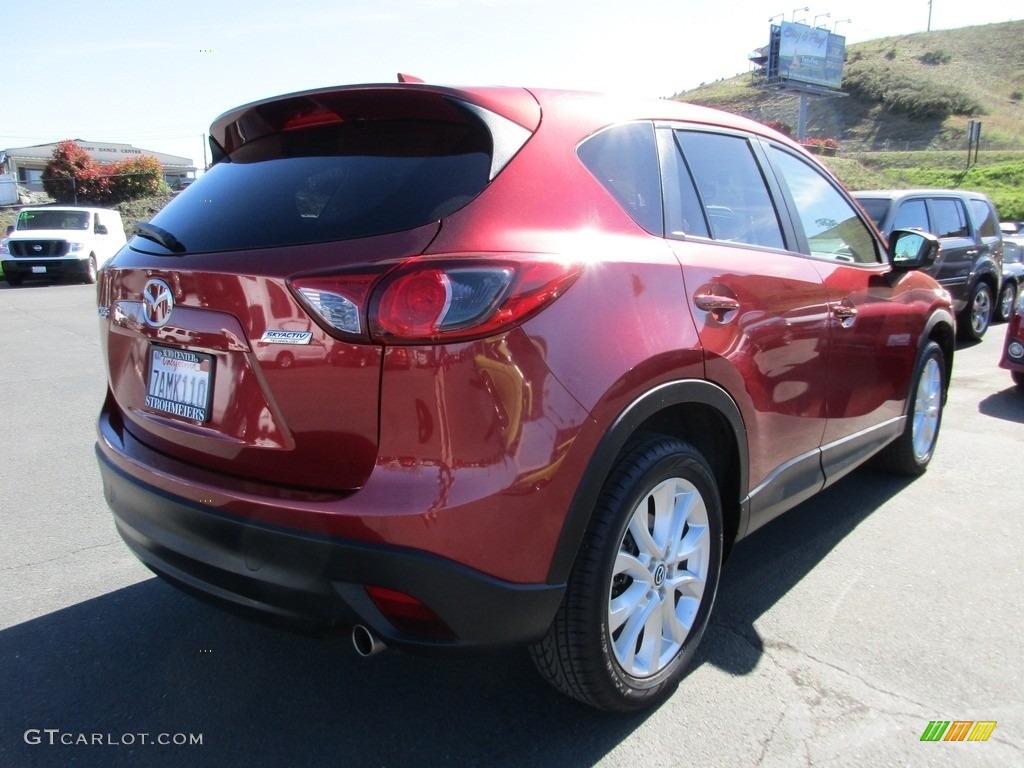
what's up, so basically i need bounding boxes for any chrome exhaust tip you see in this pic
[352,624,386,657]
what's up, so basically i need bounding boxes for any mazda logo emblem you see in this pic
[142,278,174,328]
[653,563,667,588]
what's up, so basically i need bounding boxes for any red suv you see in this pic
[96,83,954,712]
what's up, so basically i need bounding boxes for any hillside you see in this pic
[4,22,1023,236]
[678,20,1024,151]
[676,20,1024,218]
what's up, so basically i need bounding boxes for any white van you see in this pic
[0,206,127,285]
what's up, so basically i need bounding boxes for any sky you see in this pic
[2,0,1021,169]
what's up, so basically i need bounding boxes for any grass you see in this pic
[821,151,1024,219]
[679,20,1024,152]
[5,22,1023,243]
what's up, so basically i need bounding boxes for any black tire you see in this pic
[1013,371,1024,390]
[874,341,945,476]
[996,281,1017,323]
[529,435,723,712]
[82,255,98,285]
[958,282,993,341]
[5,273,23,287]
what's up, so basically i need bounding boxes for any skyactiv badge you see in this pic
[260,330,313,345]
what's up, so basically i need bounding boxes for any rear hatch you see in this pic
[99,85,539,491]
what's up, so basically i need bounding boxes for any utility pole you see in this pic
[927,0,933,31]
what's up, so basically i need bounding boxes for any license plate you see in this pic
[31,266,46,274]
[145,346,214,422]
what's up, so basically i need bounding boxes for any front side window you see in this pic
[674,131,784,249]
[770,148,879,264]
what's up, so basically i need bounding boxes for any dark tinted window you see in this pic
[969,198,998,238]
[578,123,663,234]
[771,148,879,264]
[139,117,492,254]
[675,131,784,249]
[893,199,929,231]
[931,199,969,239]
[855,197,890,229]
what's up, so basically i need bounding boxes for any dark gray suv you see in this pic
[854,189,1003,340]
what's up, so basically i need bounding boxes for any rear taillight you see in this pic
[372,266,514,339]
[371,257,581,343]
[291,273,381,341]
[291,257,581,345]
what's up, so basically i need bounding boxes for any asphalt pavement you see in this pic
[1,279,1021,768]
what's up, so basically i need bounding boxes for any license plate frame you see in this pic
[145,345,215,423]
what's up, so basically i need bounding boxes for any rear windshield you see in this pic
[140,114,492,254]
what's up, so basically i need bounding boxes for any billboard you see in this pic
[767,21,846,90]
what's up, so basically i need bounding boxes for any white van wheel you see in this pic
[83,255,98,284]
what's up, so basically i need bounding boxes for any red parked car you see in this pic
[1000,293,1024,388]
[96,83,954,712]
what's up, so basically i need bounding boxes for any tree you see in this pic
[42,140,169,205]
[108,155,166,201]
[42,140,107,203]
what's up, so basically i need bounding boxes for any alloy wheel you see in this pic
[970,285,992,336]
[608,476,711,678]
[912,356,943,462]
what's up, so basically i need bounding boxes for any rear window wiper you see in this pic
[134,222,186,254]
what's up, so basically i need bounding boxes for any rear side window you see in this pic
[140,108,493,254]
[855,198,890,229]
[931,199,969,239]
[675,131,784,249]
[968,198,999,238]
[893,199,929,231]
[577,123,663,234]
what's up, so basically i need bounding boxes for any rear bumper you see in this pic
[96,439,565,651]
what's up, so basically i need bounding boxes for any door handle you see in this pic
[832,304,857,328]
[694,294,740,313]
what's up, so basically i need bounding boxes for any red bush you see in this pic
[42,140,165,204]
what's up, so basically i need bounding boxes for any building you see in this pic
[0,140,196,192]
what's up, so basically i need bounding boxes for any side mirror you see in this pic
[95,224,109,235]
[888,229,939,271]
